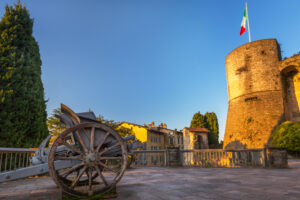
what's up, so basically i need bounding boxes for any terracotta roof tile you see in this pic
[185,127,210,133]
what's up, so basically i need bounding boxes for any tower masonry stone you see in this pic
[224,39,300,149]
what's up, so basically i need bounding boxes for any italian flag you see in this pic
[240,6,247,36]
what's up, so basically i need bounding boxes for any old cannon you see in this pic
[0,104,141,198]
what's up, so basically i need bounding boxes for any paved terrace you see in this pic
[0,160,300,200]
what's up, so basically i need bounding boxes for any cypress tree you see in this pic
[204,112,219,145]
[0,2,48,147]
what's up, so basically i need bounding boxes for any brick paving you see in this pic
[0,160,299,200]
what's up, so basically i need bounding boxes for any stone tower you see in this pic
[223,39,285,149]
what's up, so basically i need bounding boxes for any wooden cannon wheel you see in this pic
[48,122,128,197]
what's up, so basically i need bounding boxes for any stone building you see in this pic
[183,127,210,149]
[224,39,300,149]
[118,122,210,165]
[118,122,183,166]
[118,122,184,150]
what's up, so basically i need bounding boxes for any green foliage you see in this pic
[204,112,219,145]
[0,2,48,147]
[271,121,300,151]
[190,112,206,128]
[116,126,134,138]
[47,108,66,146]
[47,109,66,136]
[96,115,135,138]
[190,111,219,145]
[96,115,119,129]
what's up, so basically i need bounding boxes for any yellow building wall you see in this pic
[293,72,300,109]
[118,123,148,143]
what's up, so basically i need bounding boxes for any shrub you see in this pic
[271,121,300,151]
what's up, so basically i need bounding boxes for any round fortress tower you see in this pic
[223,39,285,149]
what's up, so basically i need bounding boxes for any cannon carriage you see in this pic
[0,104,141,198]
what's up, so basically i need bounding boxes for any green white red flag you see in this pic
[240,6,247,36]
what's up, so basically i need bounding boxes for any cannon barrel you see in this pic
[122,135,135,141]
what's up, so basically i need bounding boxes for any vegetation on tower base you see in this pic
[271,121,300,151]
[0,2,48,147]
[190,111,219,145]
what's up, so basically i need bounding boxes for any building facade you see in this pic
[118,122,210,165]
[118,122,184,150]
[183,127,210,150]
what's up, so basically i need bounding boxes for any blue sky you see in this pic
[0,0,299,141]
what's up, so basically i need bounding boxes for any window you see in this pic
[245,96,258,102]
[178,136,180,144]
[151,136,153,142]
[170,137,173,145]
[159,137,161,143]
[181,136,183,144]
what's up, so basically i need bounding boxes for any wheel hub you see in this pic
[85,152,97,165]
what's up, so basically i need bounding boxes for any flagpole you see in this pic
[246,2,251,42]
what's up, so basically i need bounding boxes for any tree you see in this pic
[190,111,219,145]
[190,112,206,128]
[0,2,48,147]
[116,126,134,138]
[96,115,119,129]
[204,112,219,145]
[271,121,300,151]
[47,109,65,135]
[47,108,66,145]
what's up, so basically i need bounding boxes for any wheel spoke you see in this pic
[90,127,95,152]
[81,127,90,143]
[55,156,82,161]
[62,141,83,155]
[88,167,93,192]
[95,165,108,186]
[75,130,88,153]
[98,161,119,173]
[96,132,110,152]
[60,162,84,178]
[71,166,87,188]
[99,142,121,156]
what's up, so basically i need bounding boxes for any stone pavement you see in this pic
[0,160,300,200]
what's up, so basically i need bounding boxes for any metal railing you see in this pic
[0,148,36,172]
[180,149,265,168]
[132,150,167,167]
[0,147,285,171]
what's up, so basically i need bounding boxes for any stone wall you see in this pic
[224,39,285,149]
[265,148,288,168]
[279,55,300,121]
